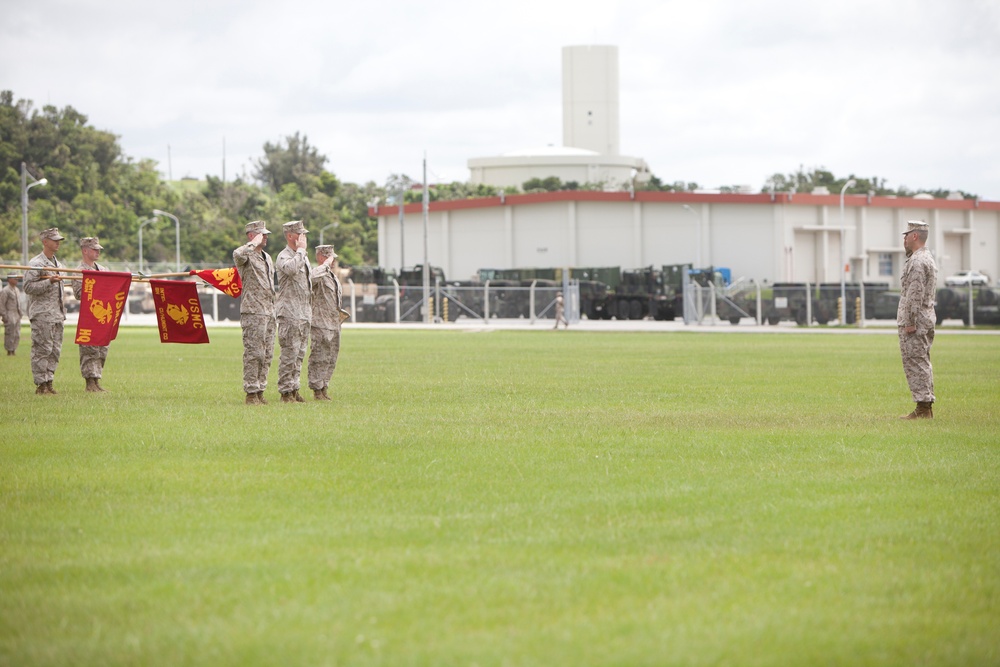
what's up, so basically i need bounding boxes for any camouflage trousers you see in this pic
[30,320,63,385]
[79,344,108,379]
[241,314,276,394]
[899,326,935,403]
[307,325,341,390]
[3,319,19,352]
[277,317,309,394]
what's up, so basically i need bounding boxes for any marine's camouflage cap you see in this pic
[315,244,337,258]
[79,237,104,250]
[245,220,272,235]
[39,228,65,241]
[283,220,308,235]
[903,221,929,235]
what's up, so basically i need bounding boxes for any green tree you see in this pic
[253,132,328,195]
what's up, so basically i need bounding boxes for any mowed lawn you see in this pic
[1,326,998,666]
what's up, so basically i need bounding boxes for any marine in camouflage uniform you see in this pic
[553,291,569,329]
[0,275,23,355]
[73,237,111,392]
[23,228,68,394]
[896,221,937,419]
[233,220,277,405]
[307,245,344,401]
[275,220,312,403]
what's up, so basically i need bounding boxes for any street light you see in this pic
[21,162,48,265]
[682,204,702,268]
[839,179,856,323]
[151,209,181,272]
[137,217,153,274]
[319,220,339,246]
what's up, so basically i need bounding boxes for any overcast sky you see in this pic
[3,0,999,199]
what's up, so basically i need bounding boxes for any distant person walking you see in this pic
[233,220,277,405]
[276,220,312,403]
[1,274,23,356]
[553,291,569,329]
[897,220,937,419]
[73,237,111,392]
[307,245,344,401]
[23,228,67,394]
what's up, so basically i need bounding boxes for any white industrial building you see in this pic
[375,45,1000,288]
[373,191,1000,287]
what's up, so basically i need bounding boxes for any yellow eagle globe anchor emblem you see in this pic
[166,302,190,325]
[89,298,115,325]
[212,268,234,287]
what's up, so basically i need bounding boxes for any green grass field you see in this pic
[1,326,998,666]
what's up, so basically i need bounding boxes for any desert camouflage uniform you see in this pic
[307,263,343,391]
[897,245,937,403]
[23,253,66,386]
[276,246,312,394]
[73,261,110,380]
[234,242,276,394]
[0,282,23,353]
[553,293,568,329]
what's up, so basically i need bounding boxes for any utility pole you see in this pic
[422,154,430,323]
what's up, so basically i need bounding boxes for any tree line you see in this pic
[1,90,976,269]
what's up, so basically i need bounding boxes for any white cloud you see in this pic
[2,0,998,197]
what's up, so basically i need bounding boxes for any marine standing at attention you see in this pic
[275,220,312,403]
[553,291,569,329]
[0,274,23,356]
[73,237,111,392]
[897,220,937,419]
[23,228,67,395]
[307,244,344,401]
[233,220,277,405]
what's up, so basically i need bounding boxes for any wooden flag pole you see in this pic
[0,263,87,274]
[142,271,193,279]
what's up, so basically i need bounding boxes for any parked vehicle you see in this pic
[944,270,990,287]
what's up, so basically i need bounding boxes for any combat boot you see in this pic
[900,402,934,420]
[313,388,331,401]
[321,387,331,401]
[245,392,260,405]
[293,390,306,403]
[35,383,47,395]
[86,378,100,393]
[256,392,268,405]
[280,391,297,403]
[46,381,58,395]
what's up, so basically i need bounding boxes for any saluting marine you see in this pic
[234,220,277,405]
[307,244,345,401]
[275,220,312,403]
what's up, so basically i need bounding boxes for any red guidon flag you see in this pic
[75,271,132,346]
[190,267,242,298]
[150,280,210,344]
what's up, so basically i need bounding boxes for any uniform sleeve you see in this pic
[23,265,49,295]
[276,248,309,276]
[233,242,255,267]
[904,257,934,327]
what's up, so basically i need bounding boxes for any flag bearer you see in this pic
[73,237,111,392]
[23,228,67,395]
